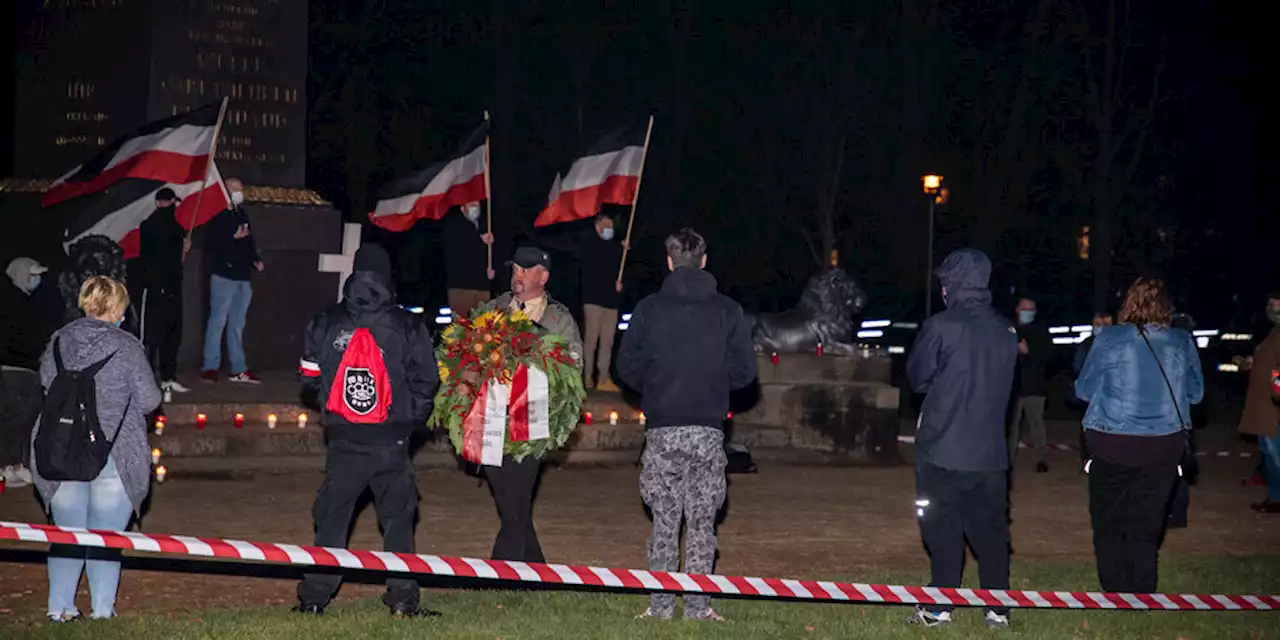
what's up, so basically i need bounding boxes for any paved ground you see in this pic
[1,450,1275,623]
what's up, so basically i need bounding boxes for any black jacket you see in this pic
[0,281,49,370]
[1015,320,1052,396]
[205,207,260,281]
[615,267,757,429]
[442,210,489,291]
[138,206,186,291]
[580,232,623,308]
[907,249,1018,472]
[300,268,439,444]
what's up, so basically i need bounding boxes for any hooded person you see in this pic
[905,248,1018,631]
[1,257,53,488]
[294,243,441,617]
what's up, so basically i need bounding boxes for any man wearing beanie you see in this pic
[294,243,440,618]
[905,248,1018,630]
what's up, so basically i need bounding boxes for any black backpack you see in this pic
[33,338,126,482]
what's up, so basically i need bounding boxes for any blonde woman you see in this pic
[30,276,161,622]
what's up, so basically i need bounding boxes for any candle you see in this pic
[770,352,779,365]
[267,413,278,429]
[727,412,734,420]
[609,411,619,426]
[297,413,308,428]
[816,342,824,357]
[196,413,207,430]
[151,448,161,465]
[639,412,647,426]
[234,413,245,429]
[154,419,165,435]
[583,412,593,425]
[155,465,167,483]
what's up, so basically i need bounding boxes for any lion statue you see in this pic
[58,234,129,325]
[748,267,867,356]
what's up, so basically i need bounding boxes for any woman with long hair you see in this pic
[1074,277,1203,594]
[30,276,162,621]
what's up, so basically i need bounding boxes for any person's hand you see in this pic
[487,267,495,281]
[254,261,265,273]
[480,233,494,245]
[615,280,623,293]
[1244,356,1255,371]
[1017,339,1029,355]
[234,224,250,240]
[621,239,630,251]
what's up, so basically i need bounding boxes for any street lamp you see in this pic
[921,174,946,317]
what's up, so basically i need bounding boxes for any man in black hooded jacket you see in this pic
[294,243,440,617]
[905,248,1018,630]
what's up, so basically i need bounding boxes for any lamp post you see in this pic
[921,174,945,318]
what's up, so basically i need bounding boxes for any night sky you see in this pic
[4,1,1272,326]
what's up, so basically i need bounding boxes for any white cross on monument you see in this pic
[318,222,361,302]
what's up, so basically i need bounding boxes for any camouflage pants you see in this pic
[639,425,727,618]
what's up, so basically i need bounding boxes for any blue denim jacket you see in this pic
[1074,324,1204,436]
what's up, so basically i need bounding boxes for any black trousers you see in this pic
[915,462,1010,615]
[485,455,545,563]
[298,440,420,609]
[1088,457,1178,593]
[0,369,42,467]
[141,286,182,381]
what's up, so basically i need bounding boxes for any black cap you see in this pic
[155,187,178,202]
[506,246,551,270]
[353,243,393,281]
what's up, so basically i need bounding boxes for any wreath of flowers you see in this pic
[428,302,585,462]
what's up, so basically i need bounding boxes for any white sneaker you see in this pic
[984,610,1011,630]
[2,466,32,488]
[905,607,952,627]
[162,380,191,394]
[14,465,33,485]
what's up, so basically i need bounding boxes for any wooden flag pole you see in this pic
[616,114,655,285]
[185,97,230,240]
[483,110,494,275]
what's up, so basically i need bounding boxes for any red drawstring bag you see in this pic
[326,328,392,423]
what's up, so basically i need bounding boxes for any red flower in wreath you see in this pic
[510,331,537,357]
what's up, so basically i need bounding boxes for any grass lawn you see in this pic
[5,555,1278,639]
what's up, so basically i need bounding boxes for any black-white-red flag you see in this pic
[534,122,648,228]
[369,121,489,231]
[43,103,229,259]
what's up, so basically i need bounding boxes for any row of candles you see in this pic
[768,343,824,364]
[585,411,733,426]
[152,413,308,434]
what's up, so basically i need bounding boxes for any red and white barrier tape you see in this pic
[894,435,1254,458]
[1,521,1275,611]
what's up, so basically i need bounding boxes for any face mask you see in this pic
[230,191,245,206]
[465,205,481,222]
[28,275,41,291]
[1017,310,1036,325]
[1268,309,1280,325]
[113,318,124,327]
[600,228,615,241]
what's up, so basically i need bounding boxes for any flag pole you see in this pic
[185,97,230,239]
[617,115,654,286]
[483,110,494,276]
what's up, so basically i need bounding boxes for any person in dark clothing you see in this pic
[138,188,192,394]
[580,215,625,391]
[1,257,52,488]
[201,178,263,384]
[1011,296,1052,473]
[294,243,440,617]
[616,228,757,622]
[1072,312,1114,466]
[442,202,494,319]
[1075,277,1202,594]
[905,248,1017,630]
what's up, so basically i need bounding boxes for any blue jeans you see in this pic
[1260,434,1280,502]
[203,274,253,373]
[47,457,133,619]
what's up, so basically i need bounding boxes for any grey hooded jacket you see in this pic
[31,317,162,514]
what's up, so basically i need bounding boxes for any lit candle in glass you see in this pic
[816,342,824,357]
[297,413,308,428]
[154,418,165,435]
[770,352,779,365]
[155,465,167,483]
[267,413,278,429]
[196,413,207,430]
[639,412,647,426]
[151,448,161,465]
[234,413,245,429]
[583,412,593,425]
[609,411,619,426]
